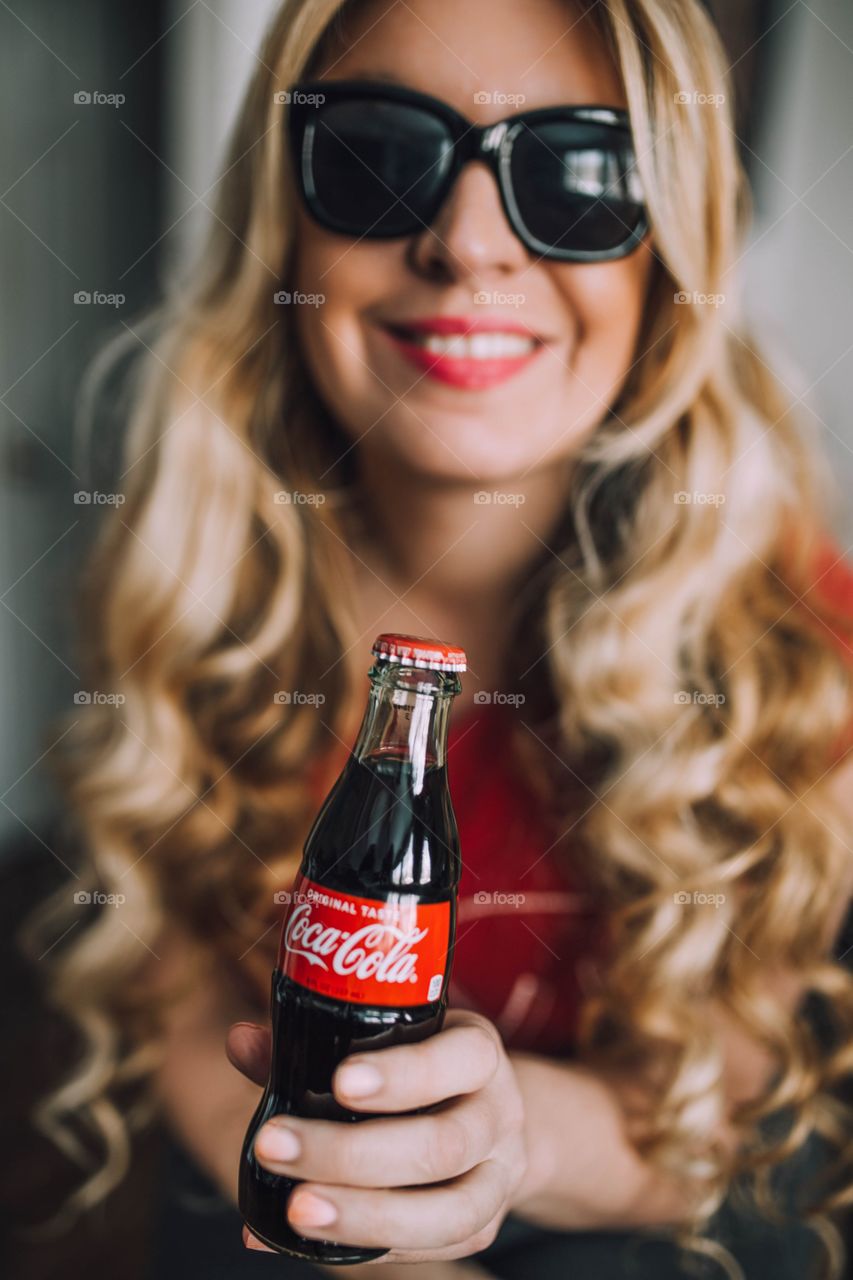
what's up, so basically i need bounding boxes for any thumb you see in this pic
[226,1021,271,1086]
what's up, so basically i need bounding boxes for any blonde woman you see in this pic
[25,1,853,1278]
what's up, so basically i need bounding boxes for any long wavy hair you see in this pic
[23,0,853,1276]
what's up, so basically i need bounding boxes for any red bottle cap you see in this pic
[372,633,467,673]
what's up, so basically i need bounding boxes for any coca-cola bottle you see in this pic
[239,633,467,1262]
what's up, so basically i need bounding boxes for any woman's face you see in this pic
[291,0,654,483]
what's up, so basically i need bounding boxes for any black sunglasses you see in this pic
[285,79,648,263]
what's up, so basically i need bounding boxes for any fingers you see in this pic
[253,1093,496,1187]
[284,1159,508,1251]
[332,1010,501,1113]
[226,1022,270,1086]
[226,1009,502,1106]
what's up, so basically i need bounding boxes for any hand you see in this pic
[227,1009,527,1263]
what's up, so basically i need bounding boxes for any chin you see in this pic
[356,410,572,483]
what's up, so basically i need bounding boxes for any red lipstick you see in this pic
[380,314,546,389]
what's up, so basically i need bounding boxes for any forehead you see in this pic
[311,0,627,113]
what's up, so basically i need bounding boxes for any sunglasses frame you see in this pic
[285,78,649,263]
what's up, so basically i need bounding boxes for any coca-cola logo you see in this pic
[283,901,429,985]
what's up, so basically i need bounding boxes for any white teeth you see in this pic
[406,332,537,359]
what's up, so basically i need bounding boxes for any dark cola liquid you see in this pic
[239,749,460,1262]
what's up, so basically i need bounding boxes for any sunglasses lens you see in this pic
[510,121,645,255]
[302,99,454,235]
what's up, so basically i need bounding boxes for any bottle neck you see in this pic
[353,664,461,794]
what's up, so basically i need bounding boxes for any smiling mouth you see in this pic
[383,326,542,360]
[380,323,547,390]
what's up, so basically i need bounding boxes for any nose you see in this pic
[406,160,530,283]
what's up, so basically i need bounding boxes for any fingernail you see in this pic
[337,1062,382,1097]
[243,1230,269,1252]
[289,1191,337,1228]
[257,1122,301,1161]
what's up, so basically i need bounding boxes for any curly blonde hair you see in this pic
[23,1,853,1275]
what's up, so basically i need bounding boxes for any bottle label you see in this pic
[276,872,452,1007]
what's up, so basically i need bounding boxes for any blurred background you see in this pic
[1,0,853,848]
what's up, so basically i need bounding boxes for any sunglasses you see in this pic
[285,79,648,263]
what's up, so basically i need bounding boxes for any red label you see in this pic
[276,873,452,1007]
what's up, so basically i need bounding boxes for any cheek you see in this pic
[292,232,395,436]
[557,252,651,376]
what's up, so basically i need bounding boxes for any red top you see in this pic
[299,537,853,1060]
[806,537,853,663]
[443,702,600,1058]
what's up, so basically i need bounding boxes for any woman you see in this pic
[28,0,853,1277]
